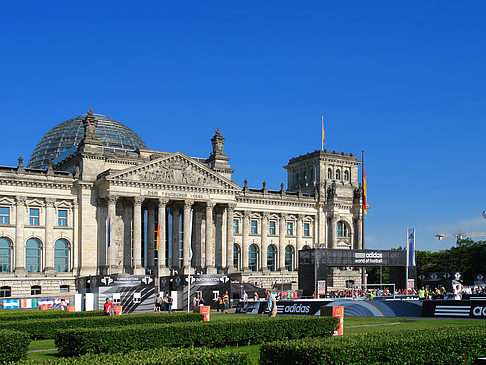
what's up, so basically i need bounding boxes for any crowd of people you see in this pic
[154,294,174,313]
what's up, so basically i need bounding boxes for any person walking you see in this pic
[266,290,277,317]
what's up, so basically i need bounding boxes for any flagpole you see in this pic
[361,150,365,286]
[406,228,409,293]
[321,115,324,151]
[187,209,193,313]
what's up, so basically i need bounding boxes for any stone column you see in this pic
[158,198,168,273]
[261,212,269,271]
[107,195,118,271]
[318,203,326,247]
[72,201,79,274]
[172,204,181,269]
[183,200,193,273]
[226,203,235,271]
[45,198,56,273]
[279,214,287,271]
[330,216,338,249]
[147,202,155,269]
[242,210,250,271]
[356,217,363,249]
[205,202,216,273]
[133,196,144,274]
[15,196,27,275]
[221,208,227,269]
[296,214,304,269]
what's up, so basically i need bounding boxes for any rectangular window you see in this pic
[287,222,294,236]
[29,208,40,225]
[250,220,258,234]
[58,209,68,226]
[31,286,42,296]
[60,285,70,293]
[304,223,310,236]
[0,207,9,224]
[233,219,239,234]
[0,286,11,298]
[269,221,276,235]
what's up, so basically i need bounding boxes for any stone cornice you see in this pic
[0,177,73,190]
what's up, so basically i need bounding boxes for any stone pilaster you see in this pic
[226,203,235,272]
[242,210,250,271]
[261,212,269,271]
[205,202,216,273]
[133,196,144,274]
[278,213,287,271]
[357,217,363,249]
[44,198,56,274]
[296,214,304,269]
[14,196,27,276]
[72,201,79,274]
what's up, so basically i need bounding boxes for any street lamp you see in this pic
[482,211,486,220]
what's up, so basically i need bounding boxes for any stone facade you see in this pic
[0,112,366,298]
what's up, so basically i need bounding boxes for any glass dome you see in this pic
[28,113,148,169]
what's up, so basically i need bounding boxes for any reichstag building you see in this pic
[0,109,365,298]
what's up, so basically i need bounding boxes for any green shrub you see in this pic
[260,325,486,365]
[0,312,202,340]
[56,316,339,357]
[20,347,249,365]
[0,310,103,321]
[0,329,30,363]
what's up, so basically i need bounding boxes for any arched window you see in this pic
[26,238,42,272]
[249,244,259,272]
[285,245,294,271]
[54,239,70,272]
[336,169,341,180]
[327,168,332,179]
[344,170,350,181]
[267,245,276,272]
[0,237,12,273]
[302,245,311,251]
[337,221,349,237]
[233,244,241,269]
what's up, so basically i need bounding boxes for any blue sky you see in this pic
[1,1,485,252]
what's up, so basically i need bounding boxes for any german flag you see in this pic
[362,165,367,214]
[156,223,160,251]
[321,116,325,150]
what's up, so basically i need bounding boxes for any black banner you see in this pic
[421,300,486,319]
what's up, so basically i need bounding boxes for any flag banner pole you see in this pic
[187,209,193,313]
[321,115,324,151]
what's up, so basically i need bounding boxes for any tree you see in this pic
[416,240,486,284]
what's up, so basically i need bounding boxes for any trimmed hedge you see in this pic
[0,310,103,321]
[0,312,202,340]
[0,329,30,363]
[19,347,249,365]
[260,325,486,365]
[56,316,339,357]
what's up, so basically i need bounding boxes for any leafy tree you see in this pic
[416,240,486,284]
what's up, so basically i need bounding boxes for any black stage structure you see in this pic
[299,249,416,296]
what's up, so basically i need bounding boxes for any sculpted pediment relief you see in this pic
[106,152,240,190]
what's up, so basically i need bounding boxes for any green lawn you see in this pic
[25,316,485,364]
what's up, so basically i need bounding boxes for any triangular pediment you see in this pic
[106,152,241,190]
